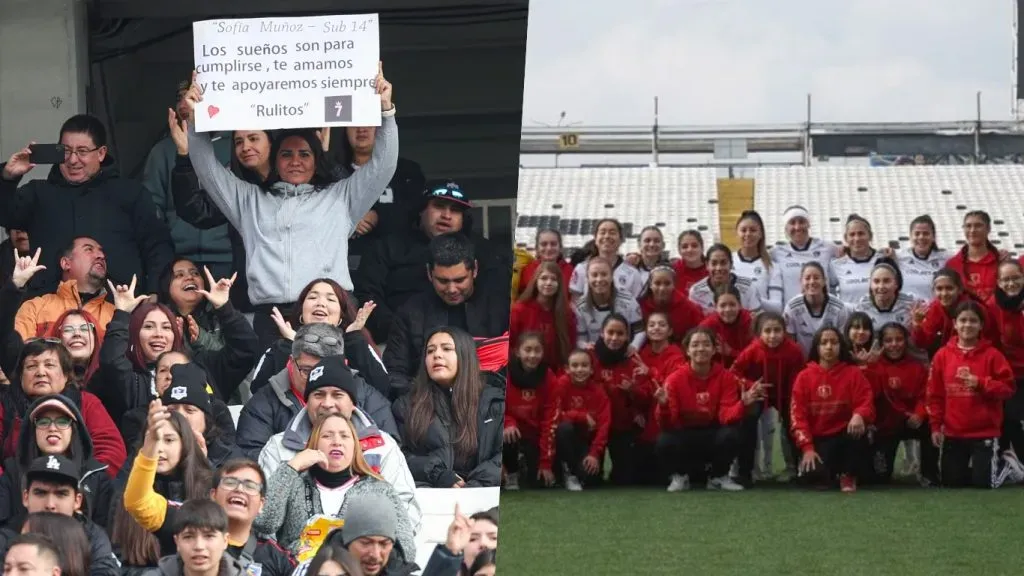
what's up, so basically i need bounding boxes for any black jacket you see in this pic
[170,154,253,312]
[353,226,511,344]
[0,239,15,291]
[94,303,260,425]
[0,513,121,576]
[391,383,503,488]
[121,396,237,452]
[382,289,509,399]
[0,159,174,296]
[249,331,389,398]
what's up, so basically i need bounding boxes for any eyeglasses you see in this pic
[61,323,95,336]
[296,365,317,378]
[219,477,262,496]
[64,146,100,160]
[34,416,73,430]
[24,338,63,345]
[299,333,340,346]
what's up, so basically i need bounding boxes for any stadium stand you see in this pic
[515,167,720,253]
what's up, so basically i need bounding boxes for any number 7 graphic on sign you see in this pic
[323,95,353,122]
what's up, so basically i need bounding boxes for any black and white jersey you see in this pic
[574,292,644,347]
[569,257,645,300]
[733,253,785,313]
[896,247,952,302]
[784,295,851,357]
[829,251,880,305]
[689,274,763,315]
[770,238,836,305]
[853,292,920,330]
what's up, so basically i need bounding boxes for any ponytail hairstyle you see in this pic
[736,210,772,272]
[909,215,941,253]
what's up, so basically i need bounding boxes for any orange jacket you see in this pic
[15,280,115,341]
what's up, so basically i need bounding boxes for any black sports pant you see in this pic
[607,430,638,486]
[870,423,938,484]
[502,439,540,483]
[656,425,740,481]
[799,433,867,484]
[941,437,1007,489]
[1000,381,1024,456]
[737,403,763,481]
[555,422,602,485]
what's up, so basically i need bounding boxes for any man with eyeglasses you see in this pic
[354,180,511,344]
[0,114,174,297]
[209,459,295,576]
[10,236,115,342]
[236,323,397,461]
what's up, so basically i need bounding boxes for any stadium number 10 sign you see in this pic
[192,14,381,132]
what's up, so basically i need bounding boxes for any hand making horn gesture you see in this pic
[107,275,151,314]
[11,247,46,289]
[196,267,236,309]
[376,61,393,111]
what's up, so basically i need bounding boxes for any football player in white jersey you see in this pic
[634,226,669,286]
[784,261,851,358]
[854,259,921,330]
[569,218,645,300]
[770,205,839,306]
[732,211,784,313]
[574,257,645,350]
[829,214,881,304]
[689,244,762,315]
[896,215,951,302]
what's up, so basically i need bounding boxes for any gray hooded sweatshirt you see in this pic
[186,116,398,304]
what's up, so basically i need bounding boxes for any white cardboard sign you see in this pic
[192,14,381,132]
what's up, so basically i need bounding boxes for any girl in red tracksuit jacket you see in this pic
[635,312,686,485]
[868,322,937,485]
[731,312,806,484]
[790,326,875,493]
[511,260,576,370]
[672,230,709,296]
[589,313,652,486]
[911,268,968,357]
[542,349,612,492]
[985,260,1024,455]
[503,332,560,491]
[945,210,1001,303]
[927,301,1018,488]
[653,327,752,492]
[699,286,754,369]
[639,266,705,344]
[518,228,574,298]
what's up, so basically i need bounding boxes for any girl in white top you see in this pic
[853,259,920,329]
[769,205,839,306]
[732,210,784,313]
[574,257,644,351]
[569,218,645,300]
[634,226,669,286]
[829,214,881,305]
[689,243,762,315]
[896,215,951,302]
[784,261,851,357]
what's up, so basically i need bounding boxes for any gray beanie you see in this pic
[341,493,398,546]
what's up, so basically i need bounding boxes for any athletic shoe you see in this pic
[729,460,740,479]
[839,474,857,493]
[752,469,772,482]
[565,474,583,492]
[1002,450,1024,484]
[667,474,691,492]
[707,475,745,491]
[777,467,797,483]
[504,472,520,491]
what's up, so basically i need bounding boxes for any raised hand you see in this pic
[315,126,331,152]
[376,61,393,111]
[346,300,376,333]
[2,144,36,180]
[11,247,46,289]
[271,306,296,341]
[143,400,172,448]
[180,71,203,121]
[444,503,473,554]
[186,315,200,342]
[107,275,150,313]
[288,448,328,473]
[195,267,235,309]
[168,108,188,155]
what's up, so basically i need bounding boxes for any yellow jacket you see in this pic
[510,248,535,303]
[15,280,115,341]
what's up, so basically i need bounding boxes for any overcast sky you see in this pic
[521,0,1016,127]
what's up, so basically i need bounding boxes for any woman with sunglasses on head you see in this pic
[93,268,259,427]
[182,66,398,350]
[0,394,114,529]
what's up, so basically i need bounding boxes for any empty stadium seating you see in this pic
[754,165,1024,255]
[515,167,721,254]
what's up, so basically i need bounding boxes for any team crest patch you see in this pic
[46,456,60,470]
[817,385,832,399]
[309,366,325,381]
[170,386,187,401]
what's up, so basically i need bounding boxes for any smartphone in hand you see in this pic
[28,144,66,165]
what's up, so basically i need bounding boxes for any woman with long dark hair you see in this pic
[511,261,575,370]
[638,265,704,345]
[896,215,951,302]
[504,332,560,490]
[0,394,113,528]
[568,219,644,300]
[392,327,503,488]
[574,257,644,350]
[689,244,762,315]
[671,230,708,296]
[156,256,228,353]
[698,286,754,369]
[783,261,850,358]
[21,512,91,576]
[732,211,783,313]
[910,268,967,357]
[123,400,214,555]
[182,67,398,348]
[305,542,364,576]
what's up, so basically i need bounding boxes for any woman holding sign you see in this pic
[180,64,397,348]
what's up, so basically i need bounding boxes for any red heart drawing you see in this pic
[207,105,220,118]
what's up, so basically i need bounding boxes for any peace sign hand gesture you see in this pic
[107,275,150,313]
[195,267,236,309]
[11,247,46,289]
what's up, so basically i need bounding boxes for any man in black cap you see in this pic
[354,180,511,344]
[257,356,420,533]
[0,455,120,576]
[162,363,243,468]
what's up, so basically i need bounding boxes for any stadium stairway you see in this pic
[716,178,755,250]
